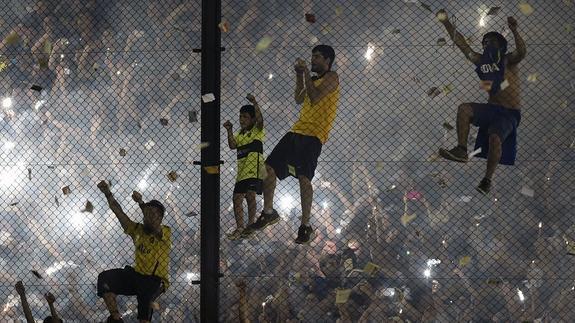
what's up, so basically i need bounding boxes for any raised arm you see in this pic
[97,180,135,232]
[437,9,481,64]
[14,281,34,323]
[506,17,526,65]
[246,94,264,130]
[301,62,339,105]
[44,292,61,322]
[223,121,237,149]
[294,59,306,104]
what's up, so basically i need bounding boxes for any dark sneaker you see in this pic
[240,227,256,239]
[294,225,316,245]
[226,228,244,240]
[439,146,468,163]
[476,178,491,195]
[247,209,280,231]
[106,316,125,323]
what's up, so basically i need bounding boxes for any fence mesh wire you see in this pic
[0,0,574,322]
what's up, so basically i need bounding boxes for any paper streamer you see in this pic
[518,2,534,15]
[520,186,535,197]
[468,148,482,158]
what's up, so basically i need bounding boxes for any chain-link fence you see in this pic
[0,0,573,322]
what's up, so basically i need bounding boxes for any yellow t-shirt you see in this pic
[234,126,265,182]
[124,222,171,289]
[291,77,340,144]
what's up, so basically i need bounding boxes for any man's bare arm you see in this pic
[507,17,526,65]
[15,281,34,323]
[247,94,264,129]
[97,180,134,232]
[223,121,237,149]
[303,69,339,105]
[437,10,481,64]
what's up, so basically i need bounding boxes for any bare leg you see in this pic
[245,191,257,225]
[485,134,502,180]
[232,193,245,228]
[298,175,313,226]
[456,103,474,148]
[103,292,122,320]
[263,164,277,212]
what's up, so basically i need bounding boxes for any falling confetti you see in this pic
[28,168,31,180]
[468,147,482,158]
[305,13,316,23]
[443,122,454,130]
[442,84,453,95]
[375,161,384,172]
[568,243,575,255]
[320,25,331,35]
[436,12,447,22]
[30,84,43,92]
[518,2,534,16]
[405,191,423,200]
[437,38,447,46]
[62,186,71,195]
[31,270,43,279]
[500,79,510,90]
[160,118,169,126]
[566,24,573,33]
[82,201,94,213]
[189,110,198,123]
[335,289,352,304]
[400,213,417,226]
[520,186,535,197]
[198,142,210,150]
[527,73,538,82]
[55,197,59,207]
[335,6,343,16]
[218,21,230,33]
[420,3,432,12]
[486,7,501,16]
[167,171,178,182]
[202,93,215,103]
[119,148,127,157]
[255,36,273,52]
[185,211,198,217]
[145,140,155,150]
[480,80,493,92]
[391,29,401,34]
[427,87,442,98]
[487,278,503,285]
[9,202,18,206]
[459,256,471,266]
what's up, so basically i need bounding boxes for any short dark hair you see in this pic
[146,200,165,218]
[483,32,508,54]
[239,105,255,118]
[312,45,335,69]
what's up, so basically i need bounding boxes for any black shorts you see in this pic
[471,103,521,141]
[97,266,164,321]
[233,178,263,194]
[266,132,322,180]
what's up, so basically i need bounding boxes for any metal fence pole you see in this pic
[200,0,221,321]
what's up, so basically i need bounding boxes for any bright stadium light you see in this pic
[364,43,375,61]
[2,97,13,108]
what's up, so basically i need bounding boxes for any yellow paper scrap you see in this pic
[363,262,380,276]
[204,166,220,174]
[335,289,352,304]
[335,6,343,16]
[255,36,273,52]
[442,84,453,95]
[400,213,417,226]
[518,2,534,16]
[527,73,538,82]
[459,256,471,266]
[567,243,575,255]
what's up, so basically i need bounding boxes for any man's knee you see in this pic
[458,103,473,115]
[265,163,275,177]
[298,175,312,187]
[97,271,113,297]
[233,193,245,201]
[245,191,256,200]
[489,133,502,147]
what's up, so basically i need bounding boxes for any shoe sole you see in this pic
[476,186,490,195]
[294,231,316,245]
[439,148,468,163]
[253,216,280,232]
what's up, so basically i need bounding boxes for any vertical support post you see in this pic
[200,0,221,321]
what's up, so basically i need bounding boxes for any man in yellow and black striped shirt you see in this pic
[96,180,171,323]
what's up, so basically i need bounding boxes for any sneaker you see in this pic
[247,209,280,231]
[476,178,491,195]
[294,225,316,245]
[226,228,244,240]
[439,146,468,163]
[106,316,125,323]
[240,226,256,238]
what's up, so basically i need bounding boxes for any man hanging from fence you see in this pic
[242,45,340,244]
[436,10,526,194]
[96,180,171,323]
